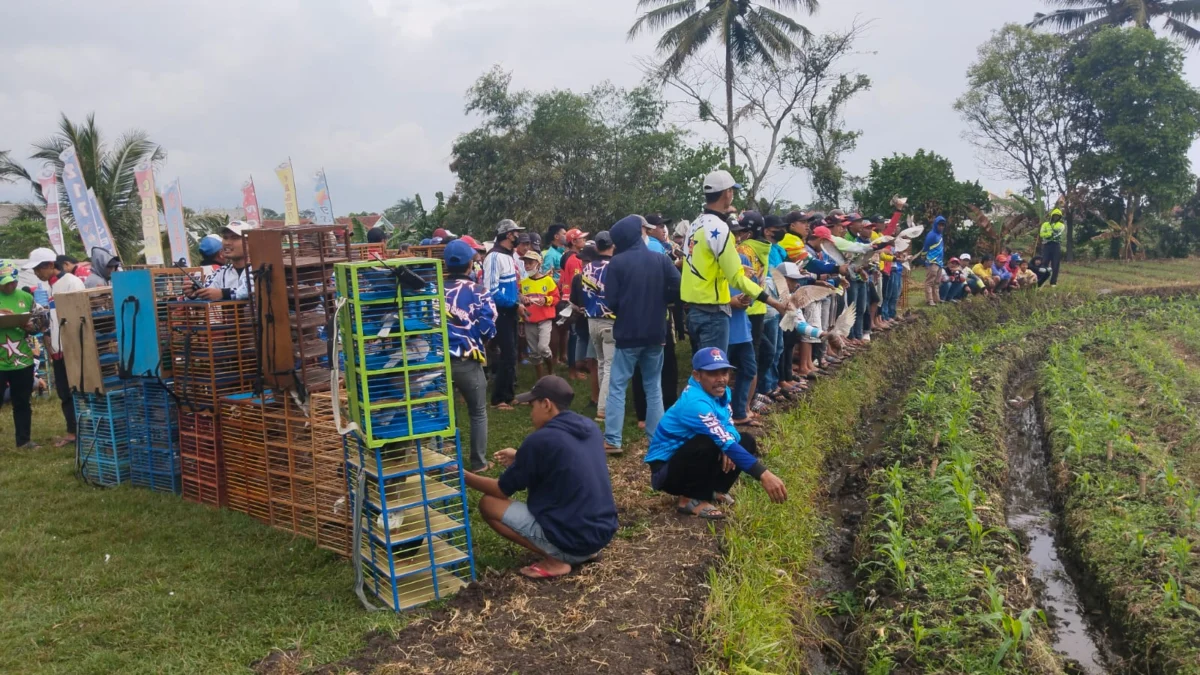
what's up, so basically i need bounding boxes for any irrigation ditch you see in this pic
[792,289,1200,675]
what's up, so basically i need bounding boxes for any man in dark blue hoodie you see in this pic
[602,215,682,453]
[463,376,618,579]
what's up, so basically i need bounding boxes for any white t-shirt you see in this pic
[49,272,86,355]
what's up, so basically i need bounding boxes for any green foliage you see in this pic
[0,218,85,260]
[1029,0,1200,46]
[1070,28,1200,227]
[445,68,724,236]
[852,149,990,253]
[351,216,366,244]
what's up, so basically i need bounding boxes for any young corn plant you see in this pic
[1130,530,1150,557]
[965,515,994,553]
[874,519,914,592]
[1161,575,1200,617]
[1170,536,1193,577]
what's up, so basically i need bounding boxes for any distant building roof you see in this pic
[259,215,381,229]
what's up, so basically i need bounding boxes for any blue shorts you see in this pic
[501,501,594,565]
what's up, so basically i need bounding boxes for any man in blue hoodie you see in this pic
[646,348,788,520]
[483,219,525,408]
[602,215,682,453]
[922,216,946,306]
[464,376,619,579]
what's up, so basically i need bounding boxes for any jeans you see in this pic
[0,365,35,446]
[847,280,868,339]
[490,306,518,406]
[686,307,729,355]
[758,315,780,394]
[588,318,616,417]
[1042,241,1063,285]
[635,326,678,421]
[939,281,965,301]
[574,320,591,362]
[770,319,785,390]
[604,345,664,449]
[883,269,902,320]
[451,358,489,470]
[729,341,757,420]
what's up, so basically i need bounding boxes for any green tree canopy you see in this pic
[444,67,726,237]
[853,149,990,253]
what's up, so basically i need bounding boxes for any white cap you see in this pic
[222,220,255,237]
[779,262,804,280]
[703,170,741,194]
[959,253,972,262]
[673,220,691,239]
[23,247,58,270]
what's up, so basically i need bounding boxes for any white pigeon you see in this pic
[828,304,857,341]
[771,266,837,331]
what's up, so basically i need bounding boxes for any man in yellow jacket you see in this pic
[1039,207,1066,287]
[682,170,789,353]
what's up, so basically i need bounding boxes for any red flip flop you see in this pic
[520,563,570,580]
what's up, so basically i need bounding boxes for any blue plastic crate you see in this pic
[353,400,451,440]
[125,379,181,494]
[75,388,133,487]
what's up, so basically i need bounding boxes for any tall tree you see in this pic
[628,0,818,169]
[1030,0,1200,46]
[0,114,164,263]
[852,150,990,254]
[1070,27,1200,258]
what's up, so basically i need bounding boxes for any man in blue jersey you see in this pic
[445,240,498,471]
[483,219,525,409]
[645,348,788,520]
[922,216,946,307]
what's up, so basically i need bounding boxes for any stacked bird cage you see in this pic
[350,243,387,261]
[150,267,204,377]
[166,300,257,410]
[74,386,133,487]
[179,410,224,507]
[335,257,473,611]
[125,379,181,494]
[218,390,352,555]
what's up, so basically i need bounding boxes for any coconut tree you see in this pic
[1030,0,1200,46]
[970,191,1051,256]
[629,0,818,168]
[1,114,164,263]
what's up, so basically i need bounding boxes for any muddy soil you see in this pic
[291,444,719,675]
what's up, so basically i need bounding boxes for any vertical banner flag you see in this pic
[134,158,165,265]
[58,145,116,255]
[36,167,66,255]
[162,179,191,266]
[312,169,334,225]
[241,177,262,227]
[275,159,300,225]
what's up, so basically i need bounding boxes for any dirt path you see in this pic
[297,447,720,675]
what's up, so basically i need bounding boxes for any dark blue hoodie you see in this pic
[497,411,618,556]
[923,216,946,267]
[603,215,681,349]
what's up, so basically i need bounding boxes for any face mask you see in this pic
[770,230,786,242]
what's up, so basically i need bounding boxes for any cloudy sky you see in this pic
[2,0,1198,215]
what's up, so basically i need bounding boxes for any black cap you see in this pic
[645,214,673,227]
[514,375,576,409]
[764,214,784,232]
[783,210,807,225]
[869,214,884,224]
[594,230,614,252]
[736,210,764,233]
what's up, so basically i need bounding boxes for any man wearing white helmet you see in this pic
[25,247,85,447]
[186,221,255,300]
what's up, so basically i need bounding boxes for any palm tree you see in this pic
[629,0,818,168]
[2,114,164,263]
[970,190,1049,256]
[1030,0,1200,46]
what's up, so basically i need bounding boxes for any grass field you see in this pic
[0,360,655,675]
[6,257,1200,674]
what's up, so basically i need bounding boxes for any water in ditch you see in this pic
[1006,388,1111,674]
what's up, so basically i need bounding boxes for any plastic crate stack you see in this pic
[125,379,181,494]
[335,257,474,611]
[74,385,133,486]
[167,300,256,507]
[217,390,351,555]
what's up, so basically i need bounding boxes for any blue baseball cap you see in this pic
[444,240,476,268]
[199,235,223,256]
[692,347,735,372]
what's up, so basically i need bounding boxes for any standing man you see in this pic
[188,221,255,300]
[444,240,498,472]
[922,217,946,306]
[542,224,568,281]
[0,263,39,448]
[484,219,525,410]
[1039,208,1066,287]
[26,248,85,447]
[681,170,788,354]
[602,215,681,454]
[582,231,616,422]
[84,248,120,289]
[643,214,672,255]
[560,229,590,379]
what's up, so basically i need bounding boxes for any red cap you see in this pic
[812,225,834,241]
[433,227,455,239]
[565,228,589,243]
[460,235,485,252]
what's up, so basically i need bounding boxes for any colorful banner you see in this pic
[161,179,191,266]
[134,158,165,265]
[275,159,300,226]
[36,167,66,256]
[59,145,116,255]
[312,169,334,225]
[241,177,262,227]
